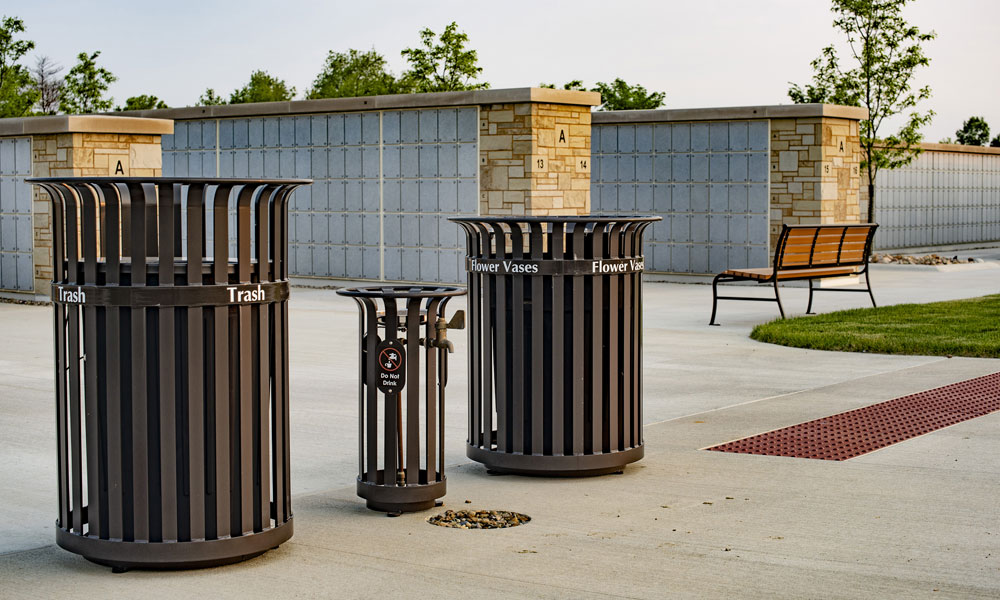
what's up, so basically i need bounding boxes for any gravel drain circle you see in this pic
[427,509,530,529]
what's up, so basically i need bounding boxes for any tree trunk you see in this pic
[867,181,876,224]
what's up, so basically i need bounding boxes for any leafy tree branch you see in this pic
[400,22,487,93]
[788,0,935,224]
[0,15,39,117]
[59,50,116,114]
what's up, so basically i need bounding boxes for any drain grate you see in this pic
[707,371,1000,461]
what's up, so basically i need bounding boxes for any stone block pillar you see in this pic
[478,89,599,216]
[768,107,866,250]
[0,115,173,296]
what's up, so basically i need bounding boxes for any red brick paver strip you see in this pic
[706,372,1000,461]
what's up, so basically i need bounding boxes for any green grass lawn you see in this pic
[750,294,1000,358]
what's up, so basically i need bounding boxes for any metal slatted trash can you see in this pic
[337,286,465,513]
[452,216,659,476]
[29,177,310,570]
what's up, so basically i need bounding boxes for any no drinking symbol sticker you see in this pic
[375,339,406,394]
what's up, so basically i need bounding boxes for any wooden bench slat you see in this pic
[776,267,858,279]
[724,266,859,280]
[781,245,817,255]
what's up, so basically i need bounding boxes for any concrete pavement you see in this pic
[0,259,997,599]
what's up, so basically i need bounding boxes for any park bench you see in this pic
[709,223,879,325]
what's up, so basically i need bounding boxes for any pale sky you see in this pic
[13,0,1000,144]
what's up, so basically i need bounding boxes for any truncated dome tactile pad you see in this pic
[706,372,1000,461]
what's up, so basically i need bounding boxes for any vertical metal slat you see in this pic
[510,224,525,454]
[44,184,70,532]
[550,222,565,456]
[405,298,420,482]
[185,183,206,541]
[255,185,274,530]
[236,185,255,535]
[621,225,635,450]
[362,298,378,484]
[383,300,398,485]
[476,225,493,453]
[590,223,605,455]
[280,188,292,521]
[466,226,480,450]
[528,222,544,455]
[97,183,123,541]
[570,224,586,456]
[489,223,508,454]
[157,182,178,542]
[425,298,441,483]
[606,223,623,454]
[77,183,101,538]
[211,184,232,538]
[126,182,149,542]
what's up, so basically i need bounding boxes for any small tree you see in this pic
[954,116,990,146]
[59,51,116,114]
[400,22,487,92]
[0,15,39,117]
[117,94,167,111]
[992,134,1000,148]
[788,47,862,105]
[592,78,665,111]
[539,80,587,91]
[307,48,399,99]
[788,0,935,224]
[229,70,295,104]
[31,55,62,114]
[197,88,226,106]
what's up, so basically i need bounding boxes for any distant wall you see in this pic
[132,88,600,283]
[161,108,479,282]
[132,98,868,279]
[1,93,878,294]
[591,119,770,274]
[0,116,169,295]
[865,143,1000,249]
[0,137,32,291]
[591,105,866,273]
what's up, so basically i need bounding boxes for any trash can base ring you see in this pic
[467,444,644,477]
[365,499,438,513]
[357,472,446,513]
[55,517,293,570]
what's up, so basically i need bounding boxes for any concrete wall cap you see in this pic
[0,115,173,136]
[592,104,869,123]
[113,88,601,120]
[911,142,1000,156]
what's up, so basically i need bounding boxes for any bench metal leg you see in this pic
[805,272,876,315]
[709,274,723,326]
[710,275,788,325]
[773,279,786,319]
[865,270,876,308]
